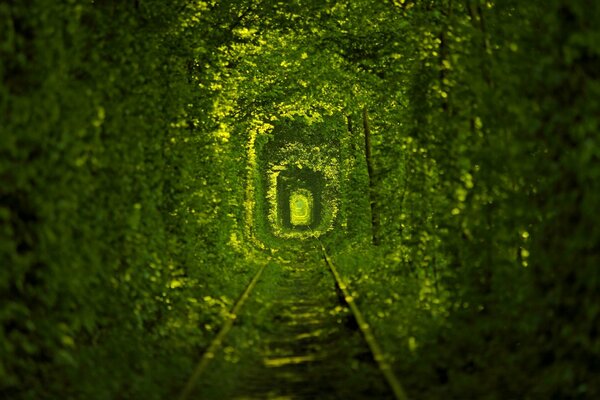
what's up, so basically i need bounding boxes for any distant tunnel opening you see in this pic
[290,190,312,226]
[276,167,324,232]
[253,122,343,243]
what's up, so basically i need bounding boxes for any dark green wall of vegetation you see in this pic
[2,1,599,399]
[1,2,255,398]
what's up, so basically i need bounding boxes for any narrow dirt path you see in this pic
[195,255,394,399]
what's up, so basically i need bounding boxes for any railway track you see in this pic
[179,244,408,400]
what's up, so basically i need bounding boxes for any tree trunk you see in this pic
[363,106,380,245]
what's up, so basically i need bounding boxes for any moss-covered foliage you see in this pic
[2,1,600,399]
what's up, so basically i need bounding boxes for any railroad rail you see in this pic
[178,262,267,400]
[178,245,409,400]
[317,240,409,400]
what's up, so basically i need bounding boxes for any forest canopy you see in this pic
[1,0,599,399]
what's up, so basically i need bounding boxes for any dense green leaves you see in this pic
[333,1,600,398]
[1,1,252,398]
[2,0,600,399]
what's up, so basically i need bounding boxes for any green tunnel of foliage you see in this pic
[1,1,599,399]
